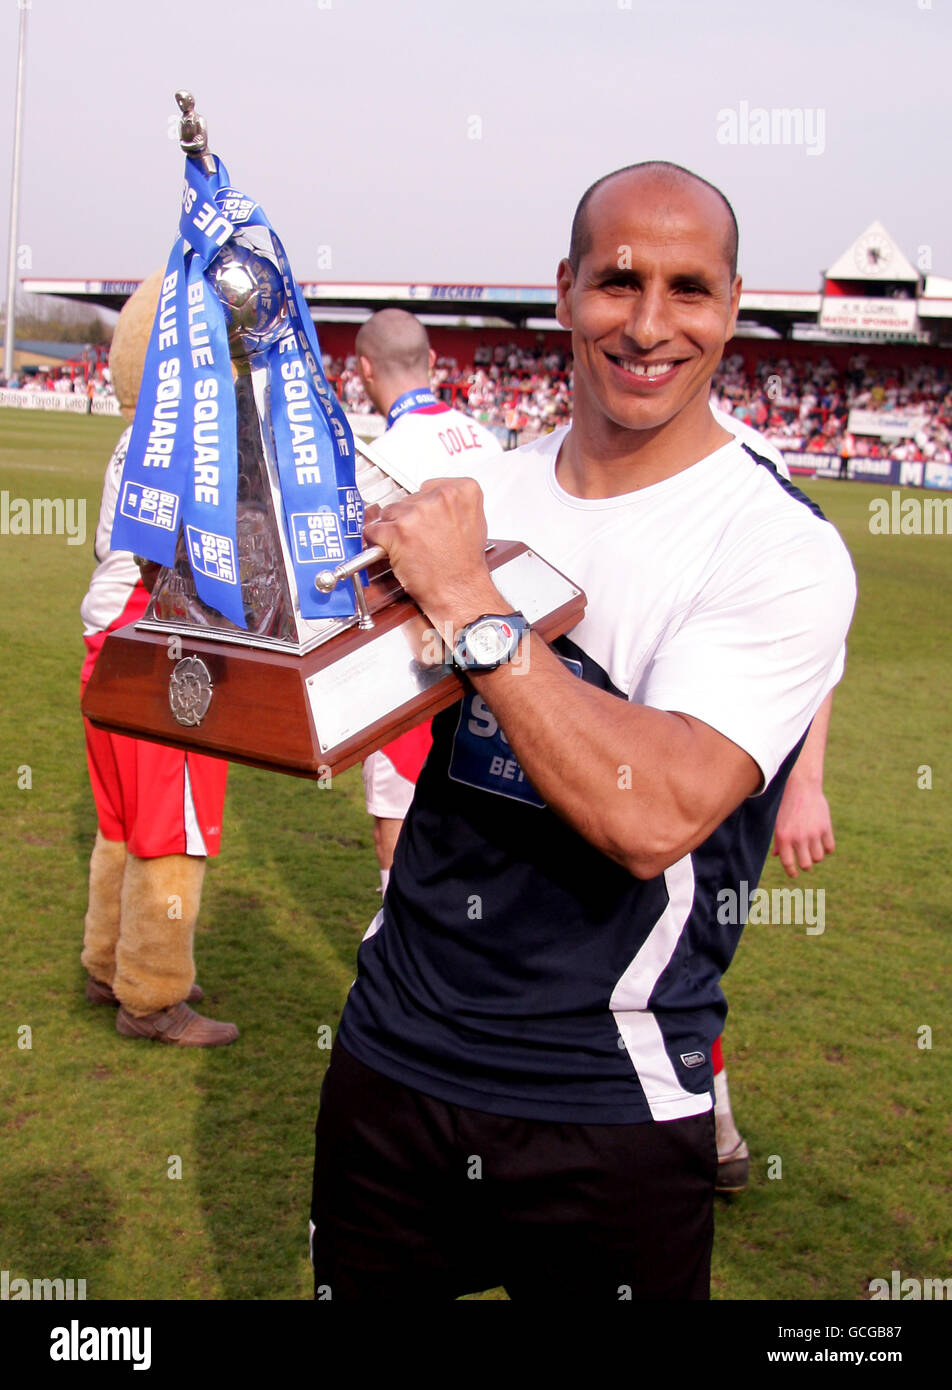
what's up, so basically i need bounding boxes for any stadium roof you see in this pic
[19,223,952,345]
[4,338,93,360]
[14,276,826,330]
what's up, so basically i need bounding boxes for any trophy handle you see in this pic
[314,545,386,631]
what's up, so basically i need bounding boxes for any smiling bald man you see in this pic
[309,162,856,1302]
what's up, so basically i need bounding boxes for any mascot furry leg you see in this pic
[80,272,236,1047]
[82,837,237,1045]
[81,831,127,995]
[113,853,237,1045]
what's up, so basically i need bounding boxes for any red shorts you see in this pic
[82,717,227,857]
[363,722,433,819]
[81,589,227,858]
[384,722,433,784]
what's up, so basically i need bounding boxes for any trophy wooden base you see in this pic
[81,540,586,778]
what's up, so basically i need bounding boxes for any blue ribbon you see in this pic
[178,250,242,625]
[111,154,244,626]
[110,242,190,568]
[204,180,364,618]
[254,220,364,618]
[386,388,440,429]
[111,150,364,628]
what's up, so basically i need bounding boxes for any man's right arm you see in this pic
[365,478,856,882]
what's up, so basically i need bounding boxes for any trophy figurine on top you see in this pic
[81,92,585,777]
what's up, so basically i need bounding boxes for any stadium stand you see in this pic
[321,328,951,465]
[5,319,949,474]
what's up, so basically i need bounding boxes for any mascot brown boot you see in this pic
[114,854,238,1046]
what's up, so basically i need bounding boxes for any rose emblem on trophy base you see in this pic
[169,656,214,727]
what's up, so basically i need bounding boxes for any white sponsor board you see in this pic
[4,391,368,436]
[847,407,927,439]
[819,296,918,335]
[0,388,90,413]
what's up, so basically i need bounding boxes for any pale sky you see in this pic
[1,0,949,297]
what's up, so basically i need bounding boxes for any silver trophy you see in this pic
[82,92,585,777]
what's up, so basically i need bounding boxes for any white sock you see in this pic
[714,1068,744,1155]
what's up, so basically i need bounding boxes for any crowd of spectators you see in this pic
[711,352,952,464]
[326,339,574,444]
[328,341,952,462]
[1,362,112,397]
[5,338,950,465]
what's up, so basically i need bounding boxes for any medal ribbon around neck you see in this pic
[386,388,440,429]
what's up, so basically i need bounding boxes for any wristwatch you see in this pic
[452,612,530,672]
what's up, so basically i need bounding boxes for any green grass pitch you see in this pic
[0,410,949,1301]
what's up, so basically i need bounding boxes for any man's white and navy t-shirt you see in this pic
[338,425,856,1125]
[711,403,788,475]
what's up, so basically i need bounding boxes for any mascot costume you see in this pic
[79,272,237,1047]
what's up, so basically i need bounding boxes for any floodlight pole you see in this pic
[3,0,29,383]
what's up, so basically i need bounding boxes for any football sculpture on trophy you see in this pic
[209,238,288,356]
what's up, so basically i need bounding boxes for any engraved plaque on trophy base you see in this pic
[81,540,586,778]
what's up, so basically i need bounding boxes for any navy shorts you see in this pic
[310,1042,717,1301]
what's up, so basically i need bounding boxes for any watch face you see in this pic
[455,615,527,670]
[465,619,514,665]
